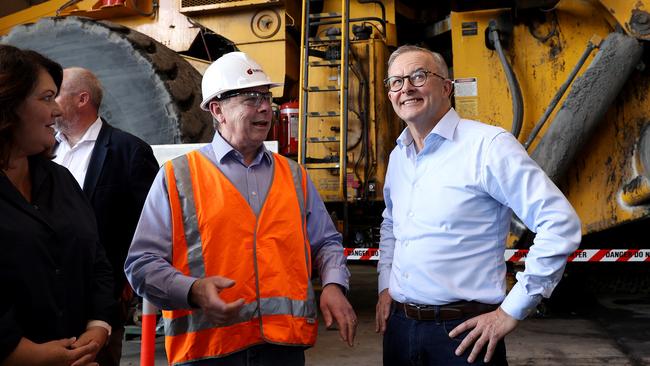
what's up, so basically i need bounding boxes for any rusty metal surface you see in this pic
[530,32,643,184]
[452,1,650,236]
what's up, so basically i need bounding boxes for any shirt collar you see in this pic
[396,108,460,148]
[429,108,460,141]
[55,116,103,146]
[210,131,273,165]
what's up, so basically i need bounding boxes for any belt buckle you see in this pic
[406,303,427,320]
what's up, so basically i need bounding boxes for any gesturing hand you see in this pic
[189,276,245,326]
[319,284,357,347]
[374,289,392,335]
[448,307,518,363]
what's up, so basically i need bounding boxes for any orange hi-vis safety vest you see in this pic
[162,150,318,365]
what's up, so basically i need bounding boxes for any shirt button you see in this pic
[404,273,409,279]
[404,241,409,247]
[33,204,39,210]
[251,191,257,196]
[408,211,414,217]
[57,311,64,318]
[55,269,61,275]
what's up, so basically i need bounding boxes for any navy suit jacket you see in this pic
[84,120,158,305]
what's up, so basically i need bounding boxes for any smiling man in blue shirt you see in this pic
[375,45,581,365]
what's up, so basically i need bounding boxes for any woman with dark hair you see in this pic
[0,45,115,366]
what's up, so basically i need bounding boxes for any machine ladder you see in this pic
[298,0,351,203]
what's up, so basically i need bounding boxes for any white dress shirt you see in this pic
[53,117,102,188]
[378,108,581,320]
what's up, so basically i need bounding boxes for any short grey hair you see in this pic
[63,67,104,109]
[387,45,449,79]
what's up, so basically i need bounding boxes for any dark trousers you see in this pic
[383,306,508,366]
[96,294,134,366]
[95,325,124,366]
[179,344,306,366]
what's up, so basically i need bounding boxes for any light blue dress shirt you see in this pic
[378,108,581,320]
[125,132,349,309]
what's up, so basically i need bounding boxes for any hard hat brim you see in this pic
[200,81,284,110]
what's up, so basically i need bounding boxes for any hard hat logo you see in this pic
[200,52,283,111]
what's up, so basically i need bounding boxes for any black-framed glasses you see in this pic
[383,70,446,92]
[218,91,273,107]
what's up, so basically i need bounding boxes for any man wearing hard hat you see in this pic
[125,51,357,365]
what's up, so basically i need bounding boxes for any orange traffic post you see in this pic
[140,299,159,366]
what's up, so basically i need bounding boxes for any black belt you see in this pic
[393,300,499,322]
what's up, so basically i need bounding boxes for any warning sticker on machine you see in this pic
[455,98,478,117]
[453,77,478,97]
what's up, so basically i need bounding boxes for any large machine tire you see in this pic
[2,16,213,144]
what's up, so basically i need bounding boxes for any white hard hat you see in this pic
[200,51,283,110]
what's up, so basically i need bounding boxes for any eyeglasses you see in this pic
[383,70,446,92]
[218,91,273,107]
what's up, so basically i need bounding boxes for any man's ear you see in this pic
[443,80,453,98]
[209,101,225,124]
[78,91,91,108]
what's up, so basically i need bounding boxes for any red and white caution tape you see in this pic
[344,247,380,260]
[345,248,650,262]
[504,249,650,263]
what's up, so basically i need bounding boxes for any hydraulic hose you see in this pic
[488,20,523,138]
[524,38,599,150]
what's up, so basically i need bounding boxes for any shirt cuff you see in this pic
[86,320,112,337]
[173,274,200,309]
[378,268,390,294]
[320,265,350,291]
[500,282,542,320]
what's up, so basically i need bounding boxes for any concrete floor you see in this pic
[120,264,650,365]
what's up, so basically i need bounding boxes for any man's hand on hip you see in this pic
[190,276,245,326]
[375,289,392,335]
[319,283,357,347]
[449,306,518,363]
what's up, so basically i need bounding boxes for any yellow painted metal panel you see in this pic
[599,0,650,40]
[0,0,93,35]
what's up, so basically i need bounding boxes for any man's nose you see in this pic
[401,77,416,92]
[257,99,271,112]
[53,103,63,117]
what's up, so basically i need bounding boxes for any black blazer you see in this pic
[83,120,158,302]
[0,156,115,361]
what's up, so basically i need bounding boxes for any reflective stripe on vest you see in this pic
[163,296,317,334]
[162,150,317,365]
[169,156,206,278]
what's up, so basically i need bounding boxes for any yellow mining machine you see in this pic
[3,0,650,292]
